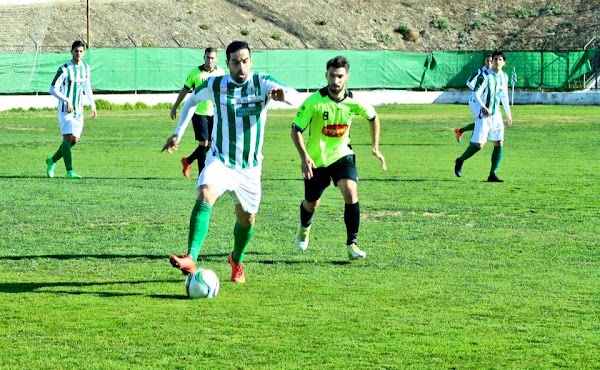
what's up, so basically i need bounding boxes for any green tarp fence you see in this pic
[0,49,596,94]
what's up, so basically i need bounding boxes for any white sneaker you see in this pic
[294,224,311,251]
[347,243,366,260]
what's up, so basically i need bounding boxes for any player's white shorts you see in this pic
[471,113,504,144]
[197,154,262,214]
[58,112,84,138]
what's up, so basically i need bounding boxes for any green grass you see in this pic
[0,104,598,369]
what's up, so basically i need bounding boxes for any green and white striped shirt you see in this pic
[474,69,511,117]
[50,61,95,118]
[175,72,295,169]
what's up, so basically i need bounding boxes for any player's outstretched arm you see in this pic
[161,134,181,154]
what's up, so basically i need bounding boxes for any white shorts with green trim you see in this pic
[58,112,84,138]
[472,113,504,144]
[196,155,262,214]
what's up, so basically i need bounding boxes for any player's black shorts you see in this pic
[304,154,358,202]
[191,114,214,142]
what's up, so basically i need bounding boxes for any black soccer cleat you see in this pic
[454,158,464,178]
[487,174,504,183]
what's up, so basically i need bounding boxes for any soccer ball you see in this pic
[185,268,220,299]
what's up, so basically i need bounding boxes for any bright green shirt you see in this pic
[183,65,225,115]
[293,87,376,168]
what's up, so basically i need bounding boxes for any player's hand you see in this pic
[301,156,316,180]
[67,103,74,113]
[481,107,491,116]
[269,88,285,102]
[170,107,177,120]
[372,148,387,171]
[506,116,513,127]
[161,134,180,154]
[91,108,98,119]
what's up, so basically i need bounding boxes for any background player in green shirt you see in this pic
[170,47,225,178]
[291,55,387,260]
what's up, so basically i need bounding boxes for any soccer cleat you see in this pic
[487,174,504,183]
[45,157,56,178]
[169,253,197,275]
[66,170,82,179]
[294,224,311,251]
[347,243,367,260]
[181,157,192,179]
[454,127,464,143]
[454,158,464,178]
[228,253,246,283]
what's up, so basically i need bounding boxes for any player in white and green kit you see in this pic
[45,40,97,179]
[455,50,513,182]
[170,47,225,178]
[291,56,387,260]
[162,41,297,283]
[455,54,493,143]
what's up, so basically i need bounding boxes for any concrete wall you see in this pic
[2,90,600,112]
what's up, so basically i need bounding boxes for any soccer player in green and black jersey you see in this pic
[291,55,387,260]
[170,47,225,178]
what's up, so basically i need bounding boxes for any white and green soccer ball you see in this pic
[185,268,220,299]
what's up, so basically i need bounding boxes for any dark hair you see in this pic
[485,54,493,59]
[226,41,250,60]
[326,55,350,71]
[204,47,217,55]
[71,40,86,50]
[492,50,506,61]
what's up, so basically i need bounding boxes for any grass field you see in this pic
[0,104,598,369]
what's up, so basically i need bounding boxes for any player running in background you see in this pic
[454,54,493,143]
[454,50,513,182]
[45,40,97,179]
[291,55,386,260]
[170,47,225,178]
[162,41,298,283]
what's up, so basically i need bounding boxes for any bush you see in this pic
[430,18,449,30]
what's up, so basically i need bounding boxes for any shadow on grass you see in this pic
[0,253,169,261]
[0,279,180,294]
[0,175,177,180]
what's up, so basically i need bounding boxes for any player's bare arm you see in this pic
[170,87,189,120]
[161,134,181,154]
[291,126,316,179]
[369,115,387,171]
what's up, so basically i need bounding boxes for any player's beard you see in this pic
[328,84,343,94]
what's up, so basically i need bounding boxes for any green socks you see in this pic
[232,222,254,264]
[459,142,480,161]
[59,140,73,171]
[187,201,212,262]
[490,146,504,175]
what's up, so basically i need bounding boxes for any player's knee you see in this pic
[303,199,319,212]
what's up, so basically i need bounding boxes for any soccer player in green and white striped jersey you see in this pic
[162,41,297,283]
[291,55,387,260]
[455,54,493,143]
[45,40,97,179]
[170,47,226,178]
[455,50,513,182]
